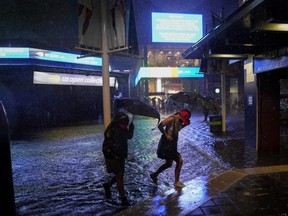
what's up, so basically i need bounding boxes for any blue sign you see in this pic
[178,67,204,78]
[254,56,288,73]
[0,47,102,67]
[135,67,203,85]
[0,48,29,58]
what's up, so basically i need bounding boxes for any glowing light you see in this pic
[135,67,203,85]
[0,47,102,66]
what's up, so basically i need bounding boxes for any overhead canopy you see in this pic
[182,0,288,60]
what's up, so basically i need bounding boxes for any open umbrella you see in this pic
[196,96,219,112]
[114,98,160,124]
[170,91,219,112]
[169,91,199,104]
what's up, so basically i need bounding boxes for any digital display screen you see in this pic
[135,67,203,85]
[0,47,102,67]
[152,12,203,43]
[29,48,102,66]
[0,47,30,58]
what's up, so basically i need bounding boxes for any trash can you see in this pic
[209,115,222,133]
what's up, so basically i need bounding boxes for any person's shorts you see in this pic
[172,152,181,161]
[105,158,125,174]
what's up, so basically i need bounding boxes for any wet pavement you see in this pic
[10,111,288,215]
[116,166,288,216]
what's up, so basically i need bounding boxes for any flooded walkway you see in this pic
[10,112,288,215]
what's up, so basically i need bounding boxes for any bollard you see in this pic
[0,101,16,215]
[209,114,222,133]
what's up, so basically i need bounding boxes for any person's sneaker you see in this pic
[150,173,158,184]
[174,181,185,188]
[121,196,131,206]
[103,183,111,198]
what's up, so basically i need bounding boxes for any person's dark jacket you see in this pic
[102,121,134,159]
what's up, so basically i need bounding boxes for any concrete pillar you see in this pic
[244,55,258,149]
[221,60,227,133]
[101,0,111,128]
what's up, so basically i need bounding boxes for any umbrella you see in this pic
[169,91,199,104]
[170,91,219,112]
[196,96,219,112]
[114,98,160,124]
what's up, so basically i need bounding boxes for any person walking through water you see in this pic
[102,112,134,206]
[150,109,191,188]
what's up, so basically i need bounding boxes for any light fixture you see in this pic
[257,23,288,31]
[215,88,220,94]
[226,43,257,47]
[204,54,248,59]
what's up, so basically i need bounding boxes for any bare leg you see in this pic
[174,154,183,183]
[103,176,116,198]
[154,160,173,176]
[107,176,116,186]
[150,160,173,184]
[115,172,131,205]
[115,172,125,198]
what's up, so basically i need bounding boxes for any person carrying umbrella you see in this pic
[102,112,134,206]
[150,109,191,188]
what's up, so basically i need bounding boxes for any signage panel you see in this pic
[254,56,288,73]
[0,47,102,67]
[152,12,203,43]
[33,71,116,87]
[135,67,203,85]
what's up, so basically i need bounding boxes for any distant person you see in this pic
[151,97,157,108]
[202,107,209,122]
[150,109,191,188]
[213,98,220,114]
[102,112,134,206]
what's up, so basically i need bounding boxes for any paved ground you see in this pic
[191,168,288,215]
[116,166,288,216]
[114,112,288,216]
[10,111,288,215]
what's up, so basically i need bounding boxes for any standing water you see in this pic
[11,112,272,215]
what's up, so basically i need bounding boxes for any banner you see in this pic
[77,0,126,50]
[33,71,116,87]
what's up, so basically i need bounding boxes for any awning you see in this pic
[182,0,288,60]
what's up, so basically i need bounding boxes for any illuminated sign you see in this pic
[177,67,203,77]
[33,71,116,87]
[0,47,30,58]
[152,12,203,43]
[135,67,203,85]
[254,55,288,73]
[0,47,102,66]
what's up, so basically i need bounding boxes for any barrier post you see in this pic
[0,101,16,215]
[209,114,222,133]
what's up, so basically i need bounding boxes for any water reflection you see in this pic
[145,177,209,216]
[11,113,287,215]
[212,139,247,167]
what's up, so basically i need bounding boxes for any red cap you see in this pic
[180,109,191,125]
